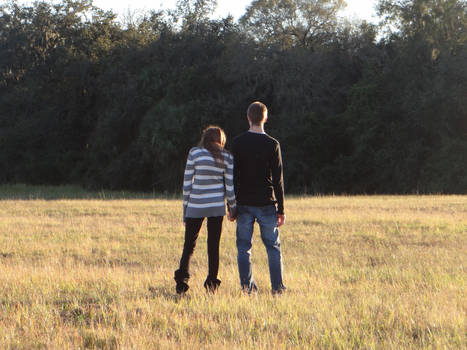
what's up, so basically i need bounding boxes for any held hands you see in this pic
[277,214,286,227]
[227,204,236,222]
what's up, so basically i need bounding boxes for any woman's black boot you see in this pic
[174,269,190,294]
[203,276,221,293]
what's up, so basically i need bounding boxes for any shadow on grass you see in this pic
[0,184,178,200]
[148,285,189,303]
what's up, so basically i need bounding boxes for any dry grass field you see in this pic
[0,186,465,349]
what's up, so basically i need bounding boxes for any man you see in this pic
[231,101,286,294]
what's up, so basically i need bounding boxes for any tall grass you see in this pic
[0,188,465,349]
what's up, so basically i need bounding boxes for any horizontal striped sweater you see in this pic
[183,147,237,220]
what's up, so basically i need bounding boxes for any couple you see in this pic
[174,101,286,295]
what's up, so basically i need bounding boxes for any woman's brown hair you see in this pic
[198,126,226,166]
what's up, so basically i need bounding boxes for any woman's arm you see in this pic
[182,149,195,221]
[224,153,237,218]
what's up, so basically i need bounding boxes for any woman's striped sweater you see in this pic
[183,147,237,220]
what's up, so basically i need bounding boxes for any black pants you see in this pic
[175,216,223,283]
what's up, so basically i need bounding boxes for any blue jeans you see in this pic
[236,205,285,292]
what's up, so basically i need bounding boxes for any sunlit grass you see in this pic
[0,189,465,349]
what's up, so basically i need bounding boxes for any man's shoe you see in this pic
[241,283,258,295]
[272,285,286,295]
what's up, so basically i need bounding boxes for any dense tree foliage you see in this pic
[1,0,466,194]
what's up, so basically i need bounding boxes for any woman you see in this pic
[174,126,236,294]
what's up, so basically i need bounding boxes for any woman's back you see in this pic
[183,147,235,220]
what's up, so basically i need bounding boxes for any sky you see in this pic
[17,0,380,23]
[93,0,379,22]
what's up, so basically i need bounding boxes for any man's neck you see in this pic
[249,124,265,133]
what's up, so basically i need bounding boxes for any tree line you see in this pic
[1,0,466,194]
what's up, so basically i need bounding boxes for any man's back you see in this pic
[232,131,284,214]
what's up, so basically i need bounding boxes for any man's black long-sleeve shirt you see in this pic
[231,131,284,214]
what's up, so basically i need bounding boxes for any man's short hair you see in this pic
[247,101,268,126]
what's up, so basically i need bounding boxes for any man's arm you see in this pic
[271,142,285,220]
